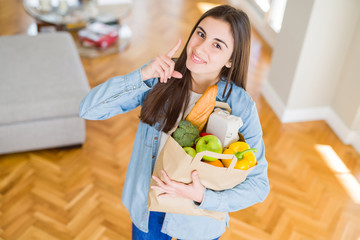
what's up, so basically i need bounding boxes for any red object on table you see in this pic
[78,22,118,49]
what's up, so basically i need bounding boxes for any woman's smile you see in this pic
[190,52,206,64]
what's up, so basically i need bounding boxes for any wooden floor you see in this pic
[1,0,360,239]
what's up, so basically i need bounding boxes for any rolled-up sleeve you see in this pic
[79,67,156,120]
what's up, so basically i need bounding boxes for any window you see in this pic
[249,0,287,33]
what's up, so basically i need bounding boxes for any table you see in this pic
[23,0,132,57]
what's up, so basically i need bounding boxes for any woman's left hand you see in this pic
[151,170,205,203]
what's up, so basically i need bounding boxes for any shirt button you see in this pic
[154,137,158,140]
[133,86,137,89]
[152,156,156,159]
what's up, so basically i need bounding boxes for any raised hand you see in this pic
[141,39,183,83]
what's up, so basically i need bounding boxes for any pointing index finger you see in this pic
[167,39,182,58]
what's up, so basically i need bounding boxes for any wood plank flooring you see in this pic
[1,0,360,239]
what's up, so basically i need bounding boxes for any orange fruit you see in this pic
[202,159,224,167]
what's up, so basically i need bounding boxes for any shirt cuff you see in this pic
[195,188,223,210]
[125,68,153,92]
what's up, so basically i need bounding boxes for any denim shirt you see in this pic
[79,65,270,240]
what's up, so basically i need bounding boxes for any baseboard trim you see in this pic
[348,132,360,153]
[282,107,331,123]
[261,80,285,121]
[261,81,360,154]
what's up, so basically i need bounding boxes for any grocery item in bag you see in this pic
[206,108,243,147]
[148,101,254,219]
[148,135,253,220]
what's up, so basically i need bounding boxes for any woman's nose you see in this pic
[194,41,207,55]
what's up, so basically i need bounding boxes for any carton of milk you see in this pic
[205,108,243,147]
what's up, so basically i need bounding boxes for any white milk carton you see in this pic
[205,108,243,147]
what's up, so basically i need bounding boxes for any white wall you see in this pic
[332,20,360,128]
[266,0,314,106]
[261,0,360,153]
[287,0,360,109]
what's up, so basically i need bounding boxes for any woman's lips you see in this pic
[191,53,206,64]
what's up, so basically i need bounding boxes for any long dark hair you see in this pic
[140,5,251,133]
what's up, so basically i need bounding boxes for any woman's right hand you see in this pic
[141,39,183,83]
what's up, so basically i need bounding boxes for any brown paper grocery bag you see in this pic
[148,135,254,220]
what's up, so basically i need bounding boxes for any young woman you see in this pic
[79,5,270,240]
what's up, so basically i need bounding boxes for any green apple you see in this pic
[183,147,197,157]
[195,135,222,161]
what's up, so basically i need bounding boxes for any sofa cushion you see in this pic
[0,32,89,125]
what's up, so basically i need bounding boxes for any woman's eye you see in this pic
[197,31,205,38]
[214,43,221,49]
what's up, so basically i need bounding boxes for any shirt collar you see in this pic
[216,78,232,102]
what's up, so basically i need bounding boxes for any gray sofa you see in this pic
[0,32,90,154]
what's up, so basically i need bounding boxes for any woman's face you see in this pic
[186,16,234,83]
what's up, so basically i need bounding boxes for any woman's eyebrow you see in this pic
[197,26,228,49]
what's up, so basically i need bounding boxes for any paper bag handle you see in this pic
[192,151,238,169]
[215,101,231,114]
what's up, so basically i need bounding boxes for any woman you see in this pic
[79,5,270,240]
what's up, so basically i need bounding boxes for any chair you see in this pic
[0,32,90,154]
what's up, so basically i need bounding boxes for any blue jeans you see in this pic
[132,211,221,240]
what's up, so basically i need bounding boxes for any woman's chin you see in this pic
[186,61,201,74]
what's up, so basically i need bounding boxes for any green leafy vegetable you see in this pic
[172,120,199,147]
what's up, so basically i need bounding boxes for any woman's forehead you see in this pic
[197,17,234,47]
